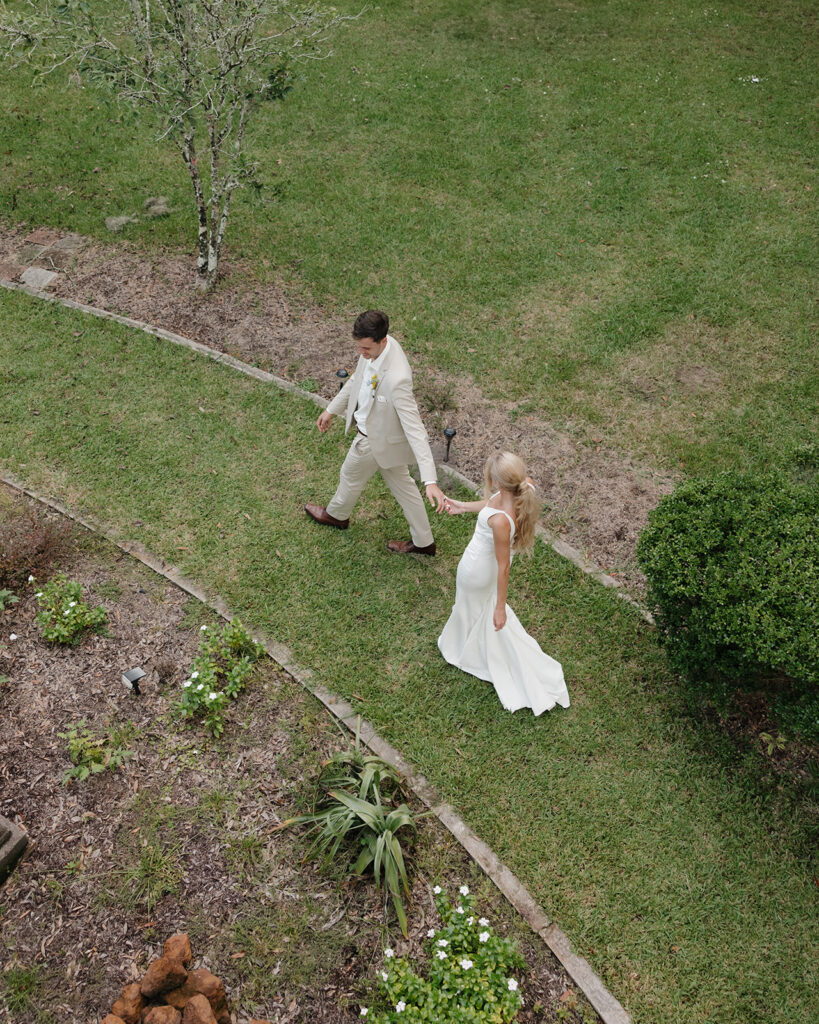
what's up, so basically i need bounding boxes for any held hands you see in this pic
[425,483,446,512]
[493,605,507,631]
[316,410,333,433]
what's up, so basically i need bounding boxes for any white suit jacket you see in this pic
[326,335,437,483]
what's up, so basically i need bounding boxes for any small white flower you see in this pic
[384,948,394,959]
[395,1002,406,1013]
[68,601,76,607]
[191,671,199,679]
[426,929,435,938]
[479,931,490,943]
[460,959,473,970]
[455,906,464,914]
[467,916,474,925]
[437,939,448,947]
[433,885,442,894]
[200,624,208,631]
[28,575,34,583]
[9,634,17,641]
[196,684,204,691]
[183,680,192,688]
[478,917,489,926]
[751,75,760,83]
[35,592,42,597]
[459,885,469,896]
[507,978,518,992]
[208,692,218,701]
[380,971,388,982]
[360,1010,368,1018]
[63,609,70,616]
[436,950,446,960]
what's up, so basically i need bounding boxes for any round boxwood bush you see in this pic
[637,472,818,713]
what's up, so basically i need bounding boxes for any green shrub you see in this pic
[177,618,264,736]
[279,733,420,935]
[35,573,108,645]
[637,472,818,727]
[360,886,526,1022]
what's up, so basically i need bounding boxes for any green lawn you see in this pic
[1,0,816,478]
[1,288,816,1024]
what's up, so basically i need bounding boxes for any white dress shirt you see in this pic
[353,337,391,436]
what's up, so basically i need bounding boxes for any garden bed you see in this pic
[0,487,599,1024]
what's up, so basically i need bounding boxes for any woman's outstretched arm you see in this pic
[441,495,488,515]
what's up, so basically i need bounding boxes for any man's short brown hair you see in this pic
[352,310,389,342]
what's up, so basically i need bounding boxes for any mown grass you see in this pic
[0,0,816,478]
[1,288,816,1024]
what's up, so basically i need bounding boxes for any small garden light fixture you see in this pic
[444,426,456,462]
[121,666,146,695]
[336,368,349,390]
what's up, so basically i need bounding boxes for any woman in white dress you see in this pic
[438,452,569,716]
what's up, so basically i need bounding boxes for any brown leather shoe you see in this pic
[305,503,349,529]
[387,539,436,556]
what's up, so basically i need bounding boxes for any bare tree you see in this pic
[0,0,356,289]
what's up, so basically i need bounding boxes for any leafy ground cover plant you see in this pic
[0,587,18,610]
[34,573,108,645]
[280,734,421,935]
[59,719,132,783]
[177,618,264,736]
[637,472,819,739]
[360,885,526,1022]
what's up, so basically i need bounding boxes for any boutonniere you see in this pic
[369,372,378,391]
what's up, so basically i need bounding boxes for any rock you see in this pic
[249,1020,274,1024]
[16,243,46,263]
[164,970,228,1024]
[181,995,217,1024]
[163,933,192,965]
[143,1007,182,1024]
[101,1016,127,1024]
[22,227,62,246]
[0,814,27,882]
[19,267,58,290]
[144,196,170,217]
[105,215,138,232]
[49,232,85,252]
[140,957,188,999]
[111,983,145,1024]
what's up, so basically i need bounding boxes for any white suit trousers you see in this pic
[326,434,434,547]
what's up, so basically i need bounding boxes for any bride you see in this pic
[438,451,569,716]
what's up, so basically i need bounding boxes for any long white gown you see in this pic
[438,505,570,716]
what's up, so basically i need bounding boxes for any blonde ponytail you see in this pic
[483,451,540,554]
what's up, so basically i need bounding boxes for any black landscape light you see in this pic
[122,667,146,695]
[336,369,349,390]
[444,426,456,462]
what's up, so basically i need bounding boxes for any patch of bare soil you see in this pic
[0,490,600,1024]
[0,222,676,589]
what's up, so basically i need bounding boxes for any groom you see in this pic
[305,310,446,555]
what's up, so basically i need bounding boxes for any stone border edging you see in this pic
[0,276,652,624]
[1,470,632,1024]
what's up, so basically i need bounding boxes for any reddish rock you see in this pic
[102,1016,127,1024]
[249,1020,274,1024]
[164,969,227,1022]
[140,956,188,999]
[182,995,217,1024]
[112,983,145,1024]
[22,227,63,246]
[163,933,193,965]
[142,1007,182,1024]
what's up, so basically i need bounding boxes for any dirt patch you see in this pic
[0,489,600,1024]
[0,222,678,588]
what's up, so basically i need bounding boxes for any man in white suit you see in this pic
[305,310,446,555]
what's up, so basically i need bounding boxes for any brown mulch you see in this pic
[0,489,600,1024]
[0,222,676,591]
